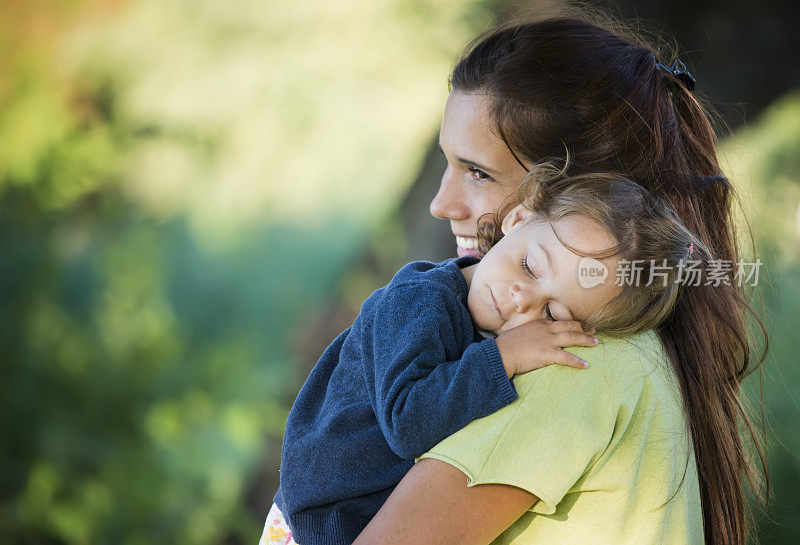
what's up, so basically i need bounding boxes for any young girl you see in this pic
[261,162,705,545]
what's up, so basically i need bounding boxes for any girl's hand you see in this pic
[495,320,598,378]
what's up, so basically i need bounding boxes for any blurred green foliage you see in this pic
[0,1,798,545]
[721,91,800,544]
[1,198,361,543]
[0,1,497,544]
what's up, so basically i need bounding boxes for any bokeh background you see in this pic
[1,0,798,544]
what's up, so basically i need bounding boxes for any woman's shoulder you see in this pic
[418,329,680,514]
[420,329,675,467]
[512,329,671,406]
[564,328,670,392]
[566,329,666,373]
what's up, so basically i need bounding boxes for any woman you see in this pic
[354,15,767,545]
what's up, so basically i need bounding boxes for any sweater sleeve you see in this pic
[362,283,518,460]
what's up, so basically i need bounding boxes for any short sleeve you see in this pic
[417,336,652,515]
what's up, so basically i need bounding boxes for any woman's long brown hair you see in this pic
[453,15,769,545]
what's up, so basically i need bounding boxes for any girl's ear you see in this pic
[501,204,534,235]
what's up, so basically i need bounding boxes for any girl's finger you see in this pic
[546,349,590,369]
[550,320,585,333]
[554,331,599,348]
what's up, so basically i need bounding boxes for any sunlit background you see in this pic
[1,1,798,544]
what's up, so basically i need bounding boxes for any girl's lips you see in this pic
[490,288,504,320]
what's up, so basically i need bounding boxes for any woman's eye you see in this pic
[468,166,492,182]
[544,303,555,321]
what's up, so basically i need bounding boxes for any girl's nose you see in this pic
[509,283,540,314]
[430,170,469,221]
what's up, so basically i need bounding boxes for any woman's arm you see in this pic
[353,458,537,545]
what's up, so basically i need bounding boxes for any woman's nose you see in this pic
[430,170,469,221]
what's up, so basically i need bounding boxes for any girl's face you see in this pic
[432,92,530,258]
[467,205,622,335]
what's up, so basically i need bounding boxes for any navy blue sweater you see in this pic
[274,257,518,545]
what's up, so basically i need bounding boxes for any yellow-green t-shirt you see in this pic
[418,329,704,544]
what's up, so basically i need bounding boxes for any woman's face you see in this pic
[467,205,622,335]
[432,92,530,258]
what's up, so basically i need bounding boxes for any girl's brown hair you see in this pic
[458,16,768,545]
[489,161,710,337]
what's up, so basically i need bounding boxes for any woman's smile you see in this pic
[455,234,480,258]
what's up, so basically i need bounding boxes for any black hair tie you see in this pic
[656,59,696,91]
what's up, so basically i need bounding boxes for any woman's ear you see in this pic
[501,204,534,235]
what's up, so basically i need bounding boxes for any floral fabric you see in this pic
[259,503,299,545]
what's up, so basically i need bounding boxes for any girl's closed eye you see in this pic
[520,255,535,279]
[519,256,556,321]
